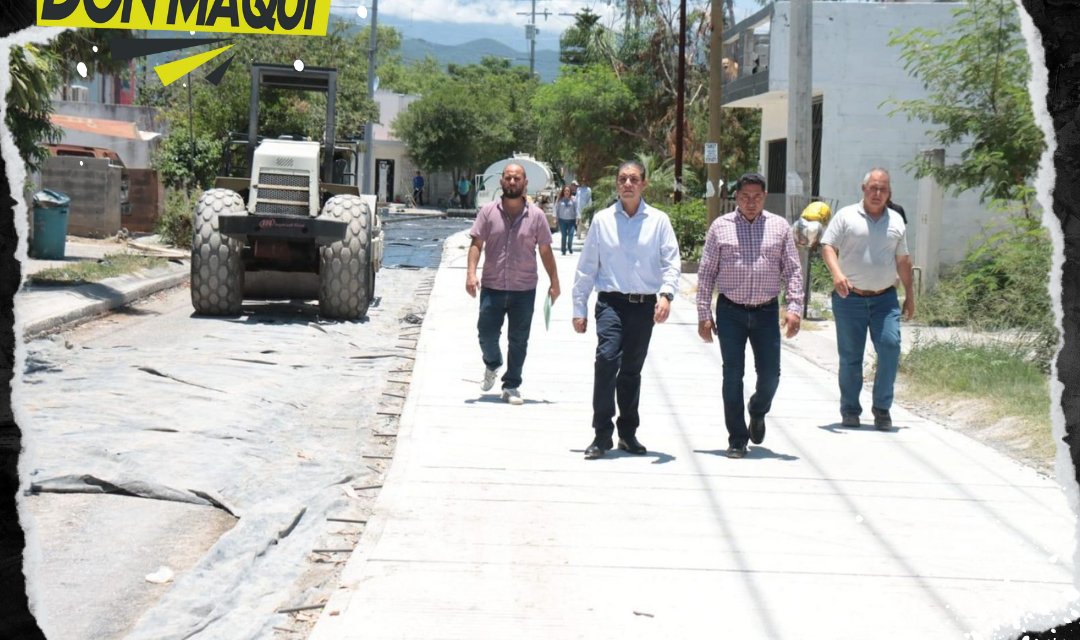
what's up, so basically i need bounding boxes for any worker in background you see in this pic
[458,175,472,209]
[412,170,425,207]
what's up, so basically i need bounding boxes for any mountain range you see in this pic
[397,37,561,84]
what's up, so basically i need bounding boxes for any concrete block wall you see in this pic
[40,157,122,238]
[125,169,164,233]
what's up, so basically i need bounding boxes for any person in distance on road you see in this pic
[555,184,578,256]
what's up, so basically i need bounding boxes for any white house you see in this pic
[722,1,994,268]
[369,90,455,206]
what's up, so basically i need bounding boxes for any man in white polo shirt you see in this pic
[820,168,915,430]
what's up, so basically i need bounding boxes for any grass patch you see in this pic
[29,252,168,286]
[899,337,1053,465]
[900,338,1049,419]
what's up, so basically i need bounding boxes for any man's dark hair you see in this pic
[617,160,647,180]
[735,172,767,192]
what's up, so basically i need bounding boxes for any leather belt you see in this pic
[718,294,778,310]
[599,291,657,304]
[850,286,895,297]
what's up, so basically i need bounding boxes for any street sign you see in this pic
[704,142,718,164]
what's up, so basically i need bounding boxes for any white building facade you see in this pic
[723,1,994,266]
[369,90,455,206]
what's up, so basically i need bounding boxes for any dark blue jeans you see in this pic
[558,219,576,254]
[478,288,536,390]
[716,297,782,448]
[831,288,901,416]
[592,295,655,438]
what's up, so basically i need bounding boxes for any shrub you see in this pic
[665,199,709,261]
[155,189,199,249]
[155,132,224,191]
[919,215,1057,369]
[808,254,832,292]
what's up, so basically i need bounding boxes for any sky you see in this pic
[326,0,765,52]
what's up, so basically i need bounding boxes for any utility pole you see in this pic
[517,0,549,77]
[673,0,687,203]
[786,0,813,219]
[188,73,194,187]
[187,31,196,190]
[362,0,378,196]
[706,0,723,226]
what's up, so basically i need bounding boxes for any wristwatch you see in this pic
[659,292,674,302]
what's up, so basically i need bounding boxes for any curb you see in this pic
[21,268,190,338]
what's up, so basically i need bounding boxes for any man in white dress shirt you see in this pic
[571,160,681,459]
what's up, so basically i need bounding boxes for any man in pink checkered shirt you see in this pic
[696,173,804,458]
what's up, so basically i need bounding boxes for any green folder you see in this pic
[544,294,552,330]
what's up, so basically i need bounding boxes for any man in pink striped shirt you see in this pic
[696,173,804,458]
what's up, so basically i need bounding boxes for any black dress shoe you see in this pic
[872,407,892,430]
[585,435,614,459]
[748,416,766,445]
[617,435,647,455]
[726,445,747,459]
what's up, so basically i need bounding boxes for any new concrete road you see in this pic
[308,233,1077,640]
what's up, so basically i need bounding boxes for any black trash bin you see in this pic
[32,189,71,260]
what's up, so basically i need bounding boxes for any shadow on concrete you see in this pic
[464,395,553,406]
[567,447,676,464]
[694,446,799,461]
[817,423,909,434]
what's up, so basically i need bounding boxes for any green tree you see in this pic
[155,131,224,190]
[6,29,132,173]
[392,57,539,178]
[533,64,639,183]
[386,55,446,95]
[887,0,1045,207]
[6,44,62,174]
[559,9,616,67]
[538,4,759,192]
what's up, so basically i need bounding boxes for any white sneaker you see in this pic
[481,367,499,392]
[502,388,524,405]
